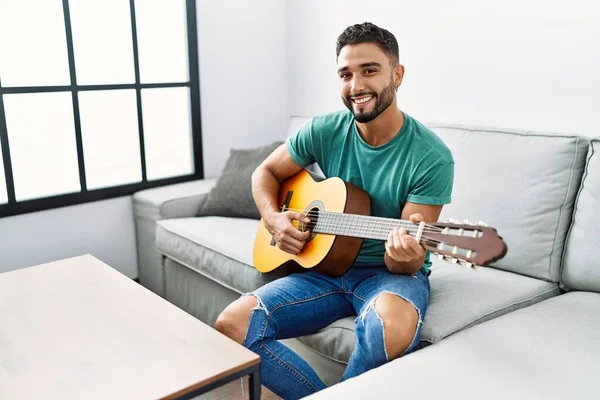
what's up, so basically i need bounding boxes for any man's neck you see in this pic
[355,103,405,147]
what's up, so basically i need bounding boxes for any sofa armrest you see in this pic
[132,179,217,297]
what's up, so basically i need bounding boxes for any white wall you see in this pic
[198,0,289,178]
[9,0,594,276]
[287,0,600,137]
[0,197,138,276]
[0,0,289,276]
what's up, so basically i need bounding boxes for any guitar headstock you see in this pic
[421,218,508,269]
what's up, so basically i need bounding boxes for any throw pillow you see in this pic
[197,141,284,219]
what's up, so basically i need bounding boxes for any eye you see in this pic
[364,68,377,75]
[340,73,351,80]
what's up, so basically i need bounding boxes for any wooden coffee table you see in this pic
[0,255,261,400]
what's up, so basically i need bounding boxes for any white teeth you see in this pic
[353,96,373,104]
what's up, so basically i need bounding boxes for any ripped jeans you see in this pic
[242,264,430,399]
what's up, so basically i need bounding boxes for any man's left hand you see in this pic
[385,213,426,263]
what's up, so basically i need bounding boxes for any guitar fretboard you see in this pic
[312,211,420,241]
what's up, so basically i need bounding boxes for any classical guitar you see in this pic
[253,169,507,277]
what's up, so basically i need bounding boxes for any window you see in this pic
[0,0,202,216]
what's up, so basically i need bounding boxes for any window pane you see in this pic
[0,0,70,87]
[142,87,193,180]
[135,0,189,83]
[69,0,135,85]
[79,90,142,190]
[4,92,80,201]
[0,136,7,204]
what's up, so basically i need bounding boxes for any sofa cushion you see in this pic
[422,260,560,342]
[156,217,287,294]
[197,141,283,220]
[562,139,600,292]
[299,259,559,363]
[307,292,600,400]
[156,217,558,365]
[428,125,588,282]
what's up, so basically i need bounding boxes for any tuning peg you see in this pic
[437,254,445,260]
[462,219,471,225]
[450,257,458,264]
[448,218,455,223]
[460,261,480,271]
[477,221,488,227]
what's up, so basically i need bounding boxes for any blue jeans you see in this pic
[242,265,430,399]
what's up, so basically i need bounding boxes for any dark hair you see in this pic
[336,22,399,65]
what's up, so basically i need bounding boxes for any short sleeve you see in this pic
[406,162,454,205]
[286,119,316,168]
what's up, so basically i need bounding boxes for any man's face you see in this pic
[337,43,401,123]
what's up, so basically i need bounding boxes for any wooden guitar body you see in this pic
[253,169,371,277]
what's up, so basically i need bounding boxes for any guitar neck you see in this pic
[312,211,420,242]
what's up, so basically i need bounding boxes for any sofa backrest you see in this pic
[287,116,589,282]
[428,125,588,282]
[562,139,600,292]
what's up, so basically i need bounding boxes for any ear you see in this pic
[394,64,405,89]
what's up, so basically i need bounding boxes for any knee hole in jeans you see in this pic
[373,292,420,360]
[215,295,261,344]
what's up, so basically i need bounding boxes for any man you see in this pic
[216,22,454,399]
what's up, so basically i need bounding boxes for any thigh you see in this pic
[249,271,354,339]
[349,268,431,320]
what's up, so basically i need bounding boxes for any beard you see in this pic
[342,79,396,123]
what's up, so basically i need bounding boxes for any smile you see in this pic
[351,95,374,105]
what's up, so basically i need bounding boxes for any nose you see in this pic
[350,75,366,95]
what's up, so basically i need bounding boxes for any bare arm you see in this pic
[384,202,444,275]
[251,144,311,254]
[252,144,302,217]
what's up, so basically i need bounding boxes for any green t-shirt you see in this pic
[286,109,454,273]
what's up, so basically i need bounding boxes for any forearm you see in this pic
[251,166,281,219]
[384,252,424,275]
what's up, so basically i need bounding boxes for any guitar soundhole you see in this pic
[299,203,322,242]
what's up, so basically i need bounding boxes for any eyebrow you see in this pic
[337,62,382,74]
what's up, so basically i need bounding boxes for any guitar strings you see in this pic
[315,215,442,235]
[314,218,445,236]
[312,225,444,245]
[281,211,446,247]
[272,208,467,250]
[281,207,445,234]
[308,218,442,238]
[302,218,445,240]
[281,207,445,231]
[274,209,482,262]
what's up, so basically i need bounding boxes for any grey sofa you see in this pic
[307,137,600,399]
[133,118,599,397]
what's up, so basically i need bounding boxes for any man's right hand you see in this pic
[264,211,311,255]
